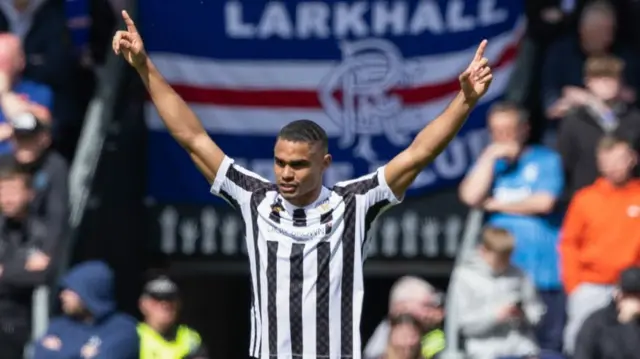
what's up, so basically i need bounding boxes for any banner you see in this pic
[139,0,524,203]
[148,189,470,273]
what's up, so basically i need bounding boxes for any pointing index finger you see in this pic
[474,39,488,61]
[122,10,138,34]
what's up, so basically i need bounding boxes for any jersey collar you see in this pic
[280,186,330,214]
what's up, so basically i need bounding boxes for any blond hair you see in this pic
[597,134,631,153]
[481,226,514,254]
[584,55,624,78]
[487,101,528,123]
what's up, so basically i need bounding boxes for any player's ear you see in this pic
[322,154,332,170]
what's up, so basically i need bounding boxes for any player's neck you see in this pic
[285,186,323,208]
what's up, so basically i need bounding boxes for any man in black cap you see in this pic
[573,266,640,359]
[137,276,209,359]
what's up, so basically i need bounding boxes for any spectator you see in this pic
[459,101,565,353]
[0,33,51,154]
[0,160,53,358]
[380,314,424,359]
[138,276,208,359]
[559,135,640,355]
[573,266,640,359]
[557,55,640,197]
[450,226,544,359]
[33,260,139,359]
[506,1,574,142]
[7,97,68,257]
[542,0,639,120]
[0,0,80,161]
[364,276,445,359]
[567,1,640,48]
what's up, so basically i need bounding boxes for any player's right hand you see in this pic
[112,10,147,69]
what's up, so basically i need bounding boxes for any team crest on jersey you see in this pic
[317,202,332,214]
[271,202,284,213]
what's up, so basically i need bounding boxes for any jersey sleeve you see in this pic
[334,166,403,219]
[210,156,272,208]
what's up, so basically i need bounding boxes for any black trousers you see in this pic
[0,319,30,359]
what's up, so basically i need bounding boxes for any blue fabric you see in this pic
[65,0,90,56]
[488,145,564,290]
[32,261,139,359]
[0,79,53,154]
[536,290,566,353]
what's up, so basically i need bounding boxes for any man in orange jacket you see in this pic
[559,135,640,355]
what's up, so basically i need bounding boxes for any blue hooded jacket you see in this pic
[32,261,139,359]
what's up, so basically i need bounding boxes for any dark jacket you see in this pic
[0,213,52,321]
[33,261,139,359]
[557,104,640,197]
[26,150,69,257]
[524,0,572,45]
[574,302,640,359]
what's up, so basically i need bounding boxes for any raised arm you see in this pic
[385,40,493,198]
[112,10,223,183]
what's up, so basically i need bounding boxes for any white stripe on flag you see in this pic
[145,64,511,135]
[149,30,517,90]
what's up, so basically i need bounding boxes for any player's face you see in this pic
[274,139,331,205]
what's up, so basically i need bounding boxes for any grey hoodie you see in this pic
[450,252,544,359]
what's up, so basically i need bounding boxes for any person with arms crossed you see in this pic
[112,10,493,359]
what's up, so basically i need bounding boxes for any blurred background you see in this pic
[3,0,640,358]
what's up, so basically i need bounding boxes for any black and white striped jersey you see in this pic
[210,156,402,359]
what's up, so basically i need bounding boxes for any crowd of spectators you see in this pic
[444,1,640,359]
[5,0,640,358]
[363,276,446,359]
[356,1,640,359]
[0,0,123,357]
[32,262,207,359]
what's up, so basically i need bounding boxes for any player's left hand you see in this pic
[459,40,493,102]
[113,10,147,69]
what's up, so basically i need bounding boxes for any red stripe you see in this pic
[166,43,518,109]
